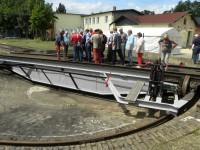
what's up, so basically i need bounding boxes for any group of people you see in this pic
[55,28,146,66]
[57,28,200,68]
[107,28,145,66]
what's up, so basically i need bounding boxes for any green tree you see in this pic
[141,10,155,15]
[0,0,56,39]
[0,0,35,37]
[174,0,200,17]
[56,3,66,13]
[29,3,57,40]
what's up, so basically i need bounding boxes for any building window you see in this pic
[89,18,91,24]
[97,17,99,24]
[85,18,88,24]
[92,17,95,24]
[105,16,108,23]
[184,18,187,25]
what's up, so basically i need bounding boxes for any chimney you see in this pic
[113,6,116,11]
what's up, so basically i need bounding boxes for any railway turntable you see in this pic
[0,55,199,116]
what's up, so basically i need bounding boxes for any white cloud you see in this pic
[48,0,112,14]
[67,1,111,14]
[47,0,178,14]
[126,2,176,13]
[145,4,176,13]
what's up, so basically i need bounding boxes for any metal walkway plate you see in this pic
[125,81,144,102]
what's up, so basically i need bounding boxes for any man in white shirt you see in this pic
[63,31,70,61]
[135,32,145,67]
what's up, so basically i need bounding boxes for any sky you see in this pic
[45,0,193,14]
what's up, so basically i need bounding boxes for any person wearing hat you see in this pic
[158,34,177,68]
[191,34,200,64]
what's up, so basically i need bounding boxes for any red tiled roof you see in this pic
[137,12,188,24]
[119,14,140,23]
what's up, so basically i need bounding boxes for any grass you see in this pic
[0,38,55,51]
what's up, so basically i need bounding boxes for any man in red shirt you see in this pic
[71,31,83,62]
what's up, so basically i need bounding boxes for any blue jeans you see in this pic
[85,43,92,62]
[192,47,200,64]
[63,44,68,61]
[192,50,199,64]
[73,45,82,62]
[121,43,126,59]
[161,51,171,65]
[111,49,124,65]
[127,50,133,65]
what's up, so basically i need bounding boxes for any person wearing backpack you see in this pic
[107,30,114,63]
[159,34,177,67]
[99,30,107,63]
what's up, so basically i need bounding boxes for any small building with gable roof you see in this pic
[111,12,196,47]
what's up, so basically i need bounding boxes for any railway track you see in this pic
[0,43,200,77]
[0,54,199,79]
[0,115,173,146]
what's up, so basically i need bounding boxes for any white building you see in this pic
[83,7,142,35]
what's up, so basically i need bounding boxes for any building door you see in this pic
[186,31,192,47]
